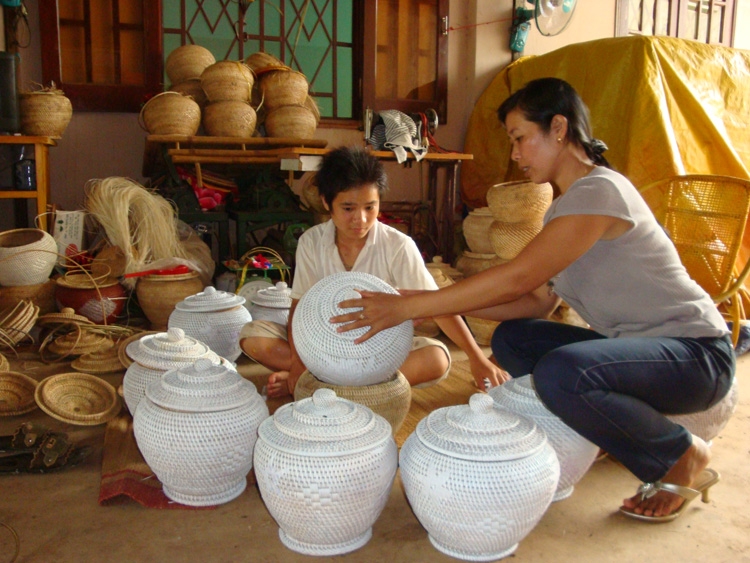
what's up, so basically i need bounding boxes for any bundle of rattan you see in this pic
[71,345,126,375]
[0,300,39,349]
[19,83,73,138]
[0,371,38,416]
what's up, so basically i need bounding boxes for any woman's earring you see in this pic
[557,137,562,143]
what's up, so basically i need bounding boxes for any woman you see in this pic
[333,78,735,522]
[240,145,504,398]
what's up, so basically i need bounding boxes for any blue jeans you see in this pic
[491,319,735,482]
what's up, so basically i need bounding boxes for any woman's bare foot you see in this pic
[267,371,292,398]
[621,435,711,518]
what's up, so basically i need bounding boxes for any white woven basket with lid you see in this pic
[292,272,413,386]
[254,388,397,556]
[133,358,269,507]
[122,327,224,414]
[399,393,559,562]
[168,286,251,361]
[489,375,598,501]
[248,281,292,326]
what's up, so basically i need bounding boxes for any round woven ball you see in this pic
[203,101,257,137]
[244,51,284,73]
[169,78,208,108]
[259,69,309,111]
[264,104,318,138]
[454,251,507,278]
[34,372,120,425]
[200,61,254,103]
[486,180,553,223]
[489,219,543,260]
[140,91,201,136]
[165,44,216,84]
[293,370,412,436]
[19,90,73,137]
[0,228,58,287]
[462,207,495,254]
[0,371,38,416]
[292,272,413,386]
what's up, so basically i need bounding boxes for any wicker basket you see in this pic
[244,51,284,73]
[454,250,507,278]
[464,316,500,346]
[265,104,318,139]
[0,279,56,319]
[486,181,554,223]
[0,300,39,348]
[200,61,254,103]
[165,44,216,84]
[169,78,208,108]
[203,101,257,137]
[462,207,495,254]
[300,173,327,213]
[489,219,543,260]
[259,69,309,111]
[294,370,412,437]
[140,92,201,136]
[34,372,121,426]
[0,371,38,416]
[135,271,204,331]
[0,228,57,286]
[19,89,73,138]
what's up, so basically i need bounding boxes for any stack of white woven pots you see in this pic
[399,393,560,561]
[134,357,268,506]
[168,286,251,362]
[489,375,598,501]
[254,388,398,555]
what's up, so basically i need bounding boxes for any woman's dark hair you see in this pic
[497,77,610,168]
[315,146,388,206]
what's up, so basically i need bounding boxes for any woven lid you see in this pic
[34,372,120,425]
[126,327,218,370]
[251,281,292,308]
[117,330,158,369]
[174,286,245,313]
[37,307,94,328]
[415,393,547,461]
[0,371,38,416]
[71,346,125,375]
[145,358,261,412]
[292,272,413,386]
[47,332,114,356]
[489,375,554,419]
[258,388,391,456]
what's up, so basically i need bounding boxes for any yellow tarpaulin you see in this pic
[462,35,750,208]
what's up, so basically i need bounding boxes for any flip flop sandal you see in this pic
[619,468,720,522]
[0,433,92,474]
[0,422,56,452]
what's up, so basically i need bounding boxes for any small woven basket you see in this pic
[0,371,38,416]
[454,251,507,278]
[294,370,412,436]
[489,219,543,260]
[244,51,284,73]
[462,207,495,254]
[265,104,318,138]
[169,78,208,108]
[258,69,309,111]
[203,101,257,137]
[34,372,121,425]
[140,92,201,136]
[200,61,254,103]
[486,180,554,223]
[0,228,58,287]
[19,88,73,137]
[165,44,216,84]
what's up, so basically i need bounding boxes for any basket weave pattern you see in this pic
[203,100,257,137]
[141,92,201,136]
[200,61,254,103]
[34,372,120,425]
[486,181,553,224]
[0,371,38,416]
[19,91,73,137]
[462,207,495,254]
[0,229,57,287]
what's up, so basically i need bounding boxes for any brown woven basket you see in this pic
[169,78,208,108]
[486,180,554,223]
[300,173,327,213]
[140,92,201,136]
[294,370,412,437]
[34,372,121,426]
[462,207,495,254]
[265,104,318,138]
[454,251,507,277]
[0,371,38,416]
[0,300,39,347]
[0,279,56,315]
[244,51,284,73]
[259,69,309,111]
[19,90,73,138]
[465,316,500,346]
[489,219,543,260]
[135,272,203,330]
[203,101,257,137]
[165,44,216,84]
[200,61,254,103]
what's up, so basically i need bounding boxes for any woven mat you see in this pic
[395,359,479,447]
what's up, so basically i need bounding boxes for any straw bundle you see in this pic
[244,51,284,73]
[169,78,208,108]
[265,104,318,138]
[489,220,543,260]
[166,44,216,85]
[140,92,201,136]
[486,181,553,223]
[258,69,309,111]
[84,177,191,290]
[0,371,38,416]
[203,101,257,137]
[19,84,73,138]
[200,61,254,103]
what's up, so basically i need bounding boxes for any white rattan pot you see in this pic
[133,358,268,507]
[248,281,292,326]
[292,272,413,386]
[0,228,57,286]
[168,286,251,361]
[489,375,598,501]
[122,327,224,414]
[667,375,739,443]
[254,388,397,556]
[399,393,559,561]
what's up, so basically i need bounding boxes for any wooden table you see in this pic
[0,135,57,231]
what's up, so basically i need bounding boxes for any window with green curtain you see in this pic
[162,0,355,119]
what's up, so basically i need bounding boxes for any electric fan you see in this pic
[510,0,578,51]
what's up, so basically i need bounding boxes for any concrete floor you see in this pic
[1,342,749,563]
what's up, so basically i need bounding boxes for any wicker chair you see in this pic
[641,174,750,346]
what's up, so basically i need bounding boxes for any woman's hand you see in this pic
[469,356,511,390]
[331,290,410,343]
